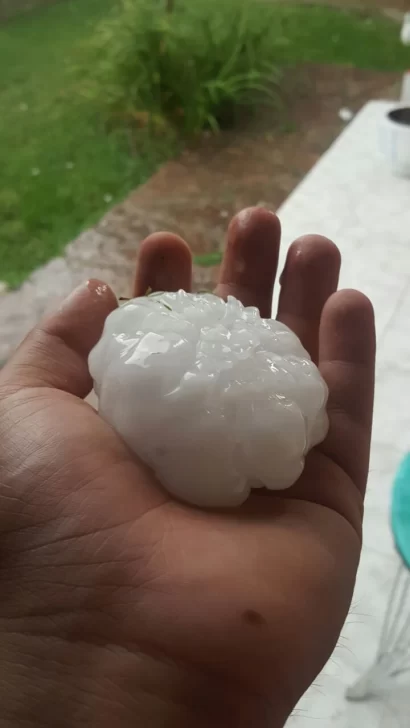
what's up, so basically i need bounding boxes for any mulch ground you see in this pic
[130,64,400,287]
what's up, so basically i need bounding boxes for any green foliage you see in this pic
[81,0,283,136]
[194,252,223,268]
[81,1,410,139]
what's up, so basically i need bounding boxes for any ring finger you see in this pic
[277,235,341,363]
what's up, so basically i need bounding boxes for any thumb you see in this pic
[0,280,117,398]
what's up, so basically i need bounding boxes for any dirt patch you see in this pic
[0,0,64,22]
[0,64,401,363]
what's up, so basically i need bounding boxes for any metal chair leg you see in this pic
[347,563,410,701]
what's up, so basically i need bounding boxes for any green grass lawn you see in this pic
[0,0,177,287]
[0,0,409,287]
[272,4,410,71]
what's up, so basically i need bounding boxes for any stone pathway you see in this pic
[0,64,401,363]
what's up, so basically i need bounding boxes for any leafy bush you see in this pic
[81,0,282,136]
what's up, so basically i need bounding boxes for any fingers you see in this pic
[215,207,281,317]
[134,232,192,296]
[277,235,341,363]
[319,290,376,494]
[0,280,117,398]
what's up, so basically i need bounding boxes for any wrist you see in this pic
[131,652,286,728]
[0,631,286,728]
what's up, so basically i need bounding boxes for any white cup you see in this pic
[401,72,410,103]
[401,13,410,46]
[380,107,410,178]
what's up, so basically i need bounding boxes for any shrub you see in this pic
[81,0,282,136]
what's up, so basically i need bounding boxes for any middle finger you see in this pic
[215,207,281,318]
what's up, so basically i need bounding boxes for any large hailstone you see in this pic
[89,291,329,508]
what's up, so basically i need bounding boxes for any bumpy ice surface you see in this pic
[89,291,329,508]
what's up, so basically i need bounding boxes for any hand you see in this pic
[0,208,375,728]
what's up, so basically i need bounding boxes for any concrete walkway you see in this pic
[279,100,410,728]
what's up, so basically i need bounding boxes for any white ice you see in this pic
[89,291,328,508]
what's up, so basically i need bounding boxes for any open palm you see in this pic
[0,208,375,728]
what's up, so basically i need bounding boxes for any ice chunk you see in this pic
[89,291,329,508]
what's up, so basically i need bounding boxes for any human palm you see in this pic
[0,208,375,727]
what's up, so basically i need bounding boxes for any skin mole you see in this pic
[242,609,267,627]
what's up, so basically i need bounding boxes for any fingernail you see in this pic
[58,280,115,314]
[58,281,89,312]
[86,279,113,299]
[235,207,255,232]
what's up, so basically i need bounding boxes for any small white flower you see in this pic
[65,162,75,170]
[19,103,28,112]
[31,167,40,177]
[104,194,113,204]
[401,13,410,46]
[219,210,229,219]
[338,108,354,123]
